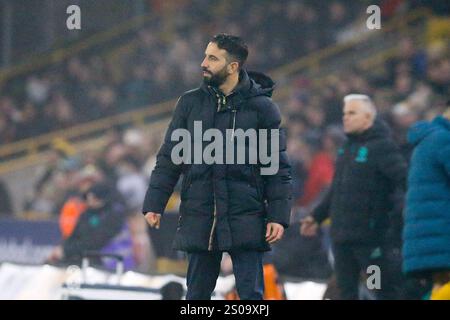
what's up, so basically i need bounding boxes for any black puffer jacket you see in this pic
[143,70,292,252]
[313,119,407,244]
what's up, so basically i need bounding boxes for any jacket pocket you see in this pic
[251,165,264,201]
[181,171,192,200]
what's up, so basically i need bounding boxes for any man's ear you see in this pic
[227,61,239,74]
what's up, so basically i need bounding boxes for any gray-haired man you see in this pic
[301,94,407,299]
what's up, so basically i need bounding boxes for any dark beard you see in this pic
[202,66,228,88]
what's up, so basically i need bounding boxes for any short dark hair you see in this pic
[210,33,248,69]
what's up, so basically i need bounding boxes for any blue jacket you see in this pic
[403,116,450,276]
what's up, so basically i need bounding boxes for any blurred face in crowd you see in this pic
[444,107,450,120]
[85,192,104,209]
[201,42,238,88]
[343,100,375,134]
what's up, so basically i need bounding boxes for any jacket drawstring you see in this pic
[210,86,238,141]
[211,86,226,112]
[231,109,237,141]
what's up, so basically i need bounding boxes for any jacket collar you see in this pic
[201,70,251,112]
[200,69,275,112]
[346,118,390,143]
[433,115,450,131]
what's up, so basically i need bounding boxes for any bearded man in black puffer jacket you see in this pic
[143,34,292,300]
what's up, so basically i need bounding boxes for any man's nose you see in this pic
[200,58,208,69]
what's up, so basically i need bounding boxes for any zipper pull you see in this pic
[215,93,221,112]
[231,109,237,141]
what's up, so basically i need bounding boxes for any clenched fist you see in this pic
[144,212,161,229]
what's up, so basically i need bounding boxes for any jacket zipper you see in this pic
[208,183,218,251]
[207,91,239,250]
[208,90,223,251]
[208,102,238,249]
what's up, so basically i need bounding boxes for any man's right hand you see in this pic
[144,212,161,229]
[300,216,319,237]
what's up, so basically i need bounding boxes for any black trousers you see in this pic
[186,250,264,300]
[332,242,397,300]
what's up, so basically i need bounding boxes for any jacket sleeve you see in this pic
[375,139,408,192]
[258,98,292,228]
[375,139,408,221]
[311,187,332,224]
[142,96,189,215]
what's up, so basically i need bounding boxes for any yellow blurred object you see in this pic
[427,17,450,45]
[166,193,180,211]
[156,257,188,275]
[431,282,450,300]
[225,263,286,300]
[263,263,286,300]
[51,138,76,157]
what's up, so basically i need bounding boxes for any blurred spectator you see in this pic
[122,65,151,109]
[116,155,148,214]
[160,281,184,300]
[0,180,13,217]
[388,102,420,160]
[403,103,450,300]
[96,142,128,185]
[47,183,135,270]
[26,75,50,106]
[386,37,427,83]
[301,95,408,299]
[58,164,104,239]
[298,126,345,212]
[286,137,309,207]
[116,154,156,273]
[24,138,80,217]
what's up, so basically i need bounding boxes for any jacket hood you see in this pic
[346,118,391,142]
[408,116,450,146]
[246,70,275,98]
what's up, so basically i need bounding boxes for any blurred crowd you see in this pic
[0,0,369,144]
[22,126,165,272]
[283,37,449,218]
[1,1,444,144]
